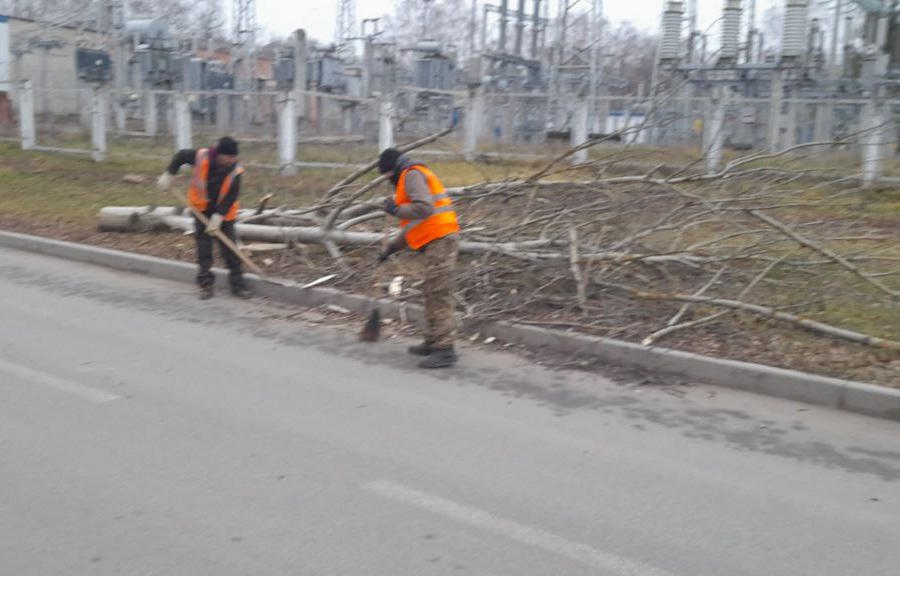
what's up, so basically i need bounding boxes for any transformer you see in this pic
[415,57,456,89]
[76,48,112,83]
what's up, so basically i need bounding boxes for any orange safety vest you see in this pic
[396,165,459,250]
[187,148,244,221]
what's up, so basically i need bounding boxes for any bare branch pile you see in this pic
[99,137,900,359]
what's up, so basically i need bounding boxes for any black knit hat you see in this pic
[216,136,239,156]
[378,147,402,174]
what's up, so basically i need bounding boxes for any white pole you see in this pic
[378,96,394,151]
[704,90,726,174]
[277,91,298,176]
[18,79,35,150]
[464,86,484,161]
[91,86,107,161]
[174,93,192,151]
[572,94,589,165]
[294,30,308,124]
[861,99,886,187]
[830,0,842,76]
[813,100,832,143]
[216,92,230,134]
[144,91,157,136]
[768,71,784,152]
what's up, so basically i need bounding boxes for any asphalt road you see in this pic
[1,246,899,575]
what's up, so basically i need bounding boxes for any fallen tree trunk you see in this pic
[98,206,183,232]
[153,215,710,264]
[99,205,325,232]
[163,216,554,253]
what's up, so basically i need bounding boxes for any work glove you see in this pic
[383,197,398,216]
[205,213,224,236]
[156,171,173,191]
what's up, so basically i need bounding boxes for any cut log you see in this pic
[240,243,291,253]
[97,206,183,232]
[99,207,714,265]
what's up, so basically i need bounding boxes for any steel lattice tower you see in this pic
[233,0,257,48]
[232,0,258,93]
[335,0,357,56]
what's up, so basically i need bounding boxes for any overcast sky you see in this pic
[254,0,778,43]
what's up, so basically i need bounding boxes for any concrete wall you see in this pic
[3,16,105,114]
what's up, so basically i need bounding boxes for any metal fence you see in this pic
[3,79,899,183]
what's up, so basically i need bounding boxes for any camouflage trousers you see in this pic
[421,234,459,350]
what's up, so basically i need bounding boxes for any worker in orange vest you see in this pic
[378,148,460,368]
[157,137,251,300]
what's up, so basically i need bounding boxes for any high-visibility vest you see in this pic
[187,148,244,221]
[396,165,459,250]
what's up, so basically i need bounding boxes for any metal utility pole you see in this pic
[104,1,127,132]
[746,0,757,64]
[234,0,258,48]
[293,29,308,121]
[531,0,542,59]
[589,0,603,136]
[686,0,698,63]
[556,0,568,59]
[830,0,843,74]
[469,0,478,58]
[553,0,584,130]
[481,3,489,53]
[233,0,258,130]
[233,0,258,86]
[422,0,434,40]
[335,0,357,57]
[500,0,509,52]
[515,0,526,56]
[590,0,602,93]
[104,2,127,75]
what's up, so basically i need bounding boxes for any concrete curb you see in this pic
[476,322,900,421]
[2,229,898,421]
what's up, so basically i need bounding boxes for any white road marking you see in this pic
[364,479,668,575]
[0,357,120,403]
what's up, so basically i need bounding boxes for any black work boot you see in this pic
[199,285,214,300]
[418,348,458,369]
[231,286,252,299]
[407,342,434,356]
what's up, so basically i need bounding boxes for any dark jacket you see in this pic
[168,148,241,216]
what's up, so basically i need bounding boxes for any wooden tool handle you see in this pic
[189,206,265,275]
[169,187,265,275]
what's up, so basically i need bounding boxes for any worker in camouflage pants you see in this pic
[421,234,459,353]
[377,148,461,368]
